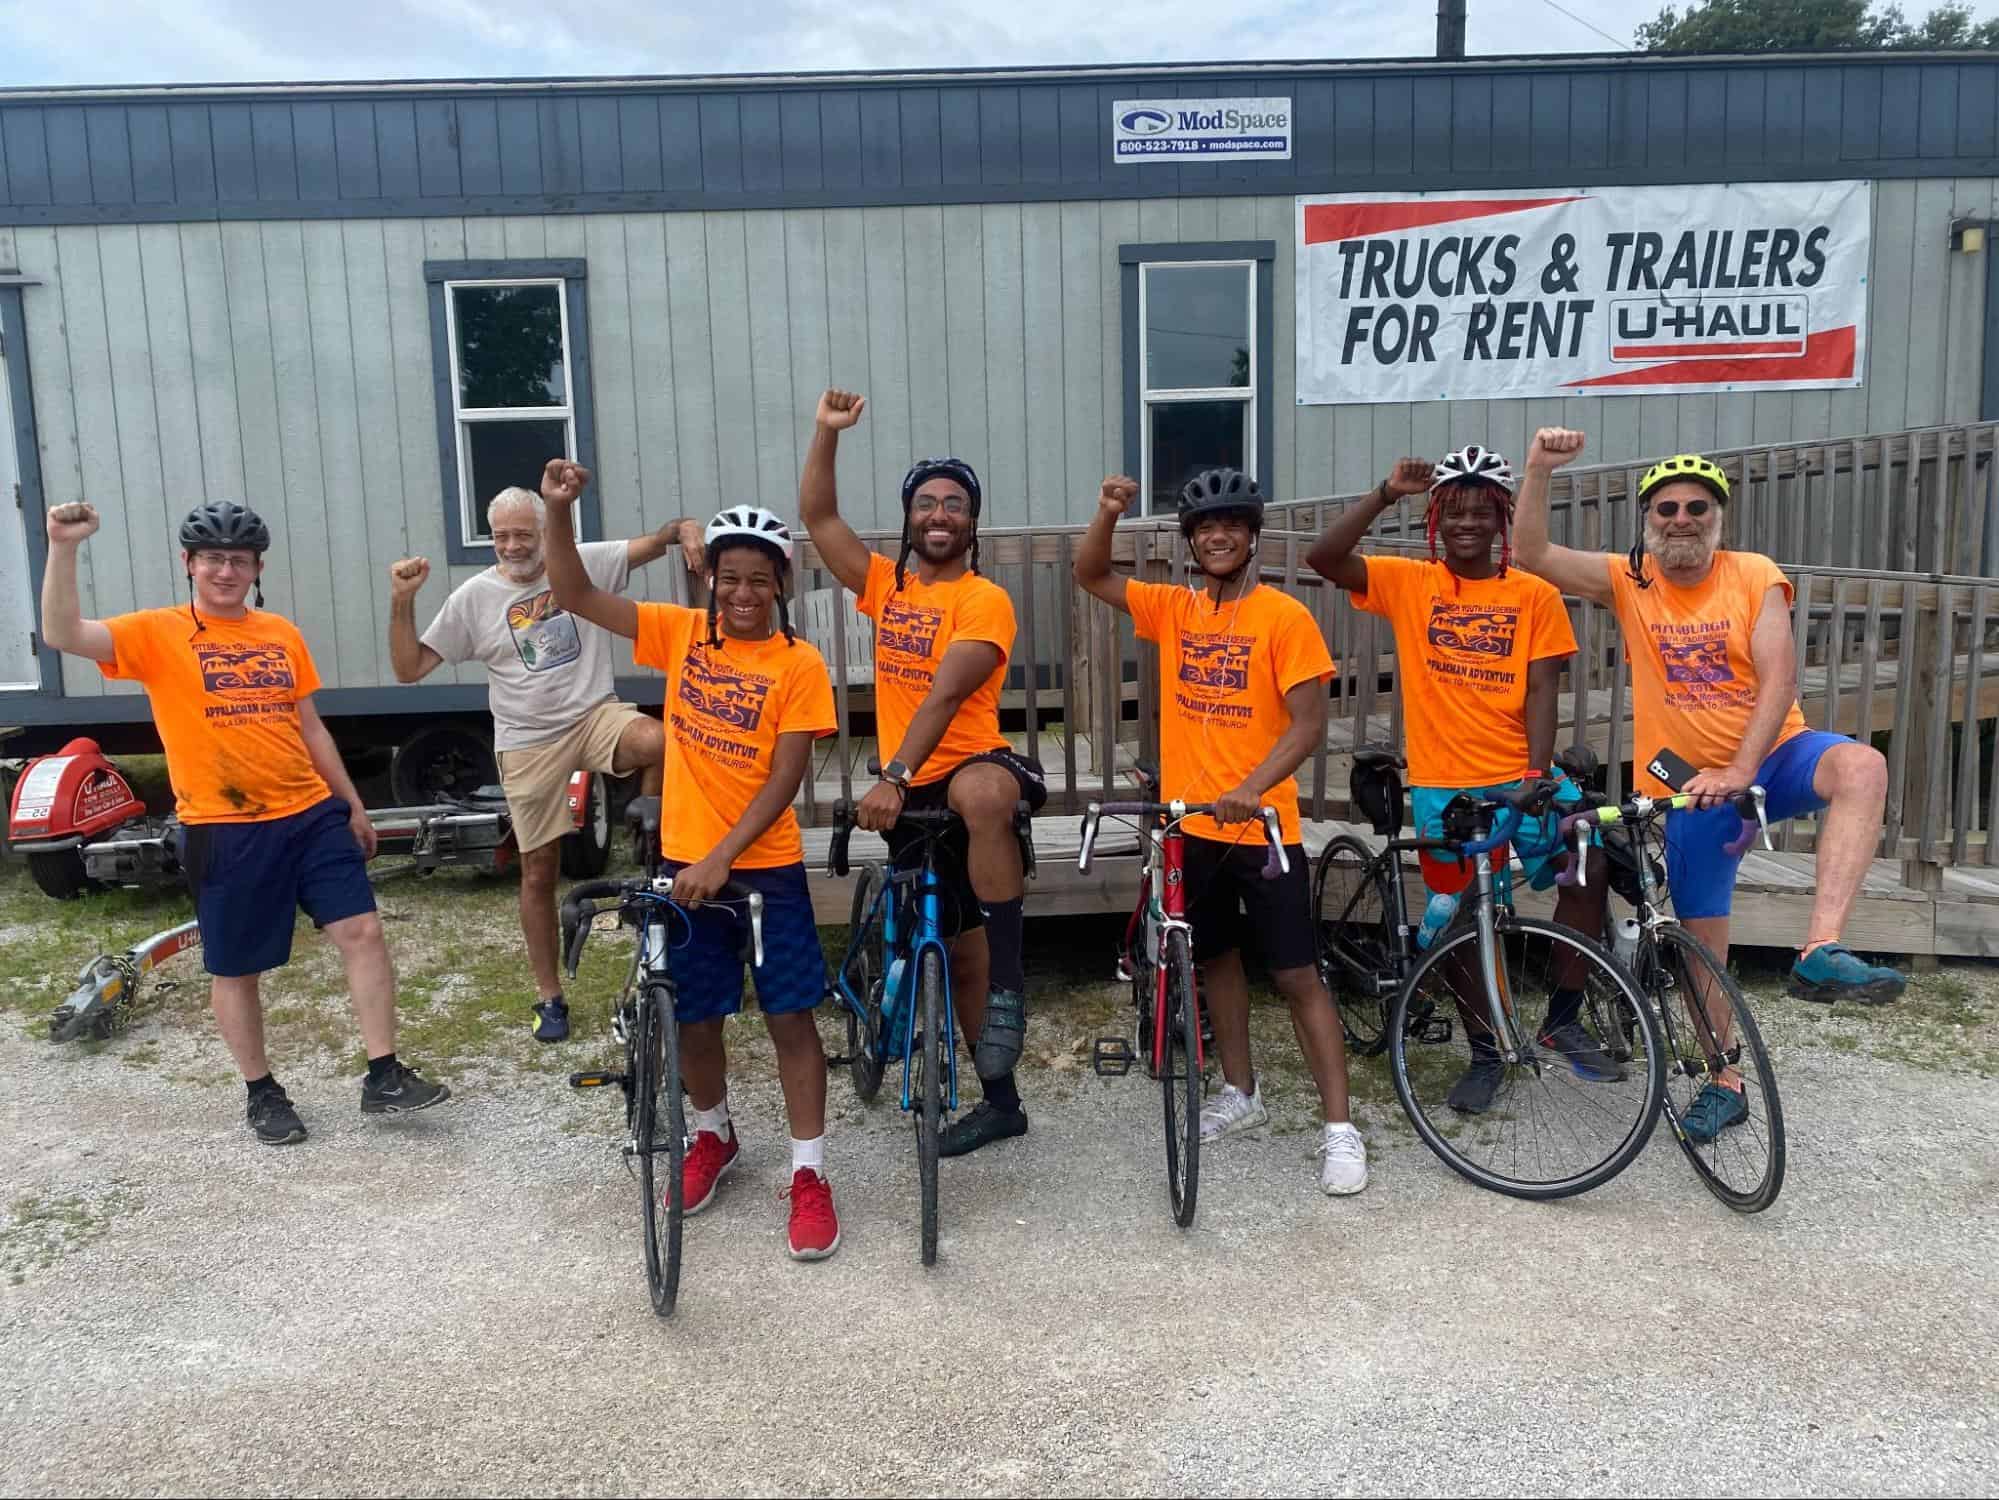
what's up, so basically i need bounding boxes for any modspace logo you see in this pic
[1111,96,1293,162]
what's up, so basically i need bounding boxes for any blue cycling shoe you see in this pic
[1788,943,1906,1006]
[532,997,571,1043]
[1680,1082,1748,1143]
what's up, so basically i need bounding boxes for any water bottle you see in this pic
[1415,891,1459,951]
[1612,917,1641,968]
[882,954,910,1039]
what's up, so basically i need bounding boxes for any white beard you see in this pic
[496,551,545,585]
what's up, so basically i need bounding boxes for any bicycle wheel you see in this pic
[634,982,686,1317]
[1389,915,1665,1200]
[1314,835,1398,1055]
[1160,928,1203,1227]
[1641,925,1786,1213]
[842,863,887,1103]
[915,949,946,1266]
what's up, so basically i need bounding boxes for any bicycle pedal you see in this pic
[568,1070,626,1090]
[1419,1019,1454,1045]
[1092,1036,1136,1077]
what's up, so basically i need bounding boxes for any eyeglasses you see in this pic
[909,494,971,519]
[192,552,258,573]
[1649,498,1713,520]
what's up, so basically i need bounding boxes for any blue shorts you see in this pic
[658,861,827,1024]
[179,797,376,978]
[1665,730,1849,919]
[1412,774,1587,899]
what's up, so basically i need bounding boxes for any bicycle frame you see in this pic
[1119,817,1201,1075]
[834,841,960,1116]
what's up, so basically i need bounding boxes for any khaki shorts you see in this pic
[498,699,647,852]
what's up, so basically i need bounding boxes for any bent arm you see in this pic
[703,732,815,869]
[1073,503,1129,613]
[1512,463,1614,606]
[546,499,639,640]
[798,425,873,594]
[888,641,1003,777]
[1305,484,1392,593]
[39,541,115,663]
[1731,585,1800,775]
[1237,677,1329,799]
[626,517,698,570]
[1524,654,1569,773]
[389,596,444,683]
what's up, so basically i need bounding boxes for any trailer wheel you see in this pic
[559,772,613,879]
[389,724,497,805]
[27,849,100,901]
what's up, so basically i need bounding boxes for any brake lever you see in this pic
[1260,807,1290,879]
[1722,785,1773,858]
[562,906,592,977]
[1078,805,1101,874]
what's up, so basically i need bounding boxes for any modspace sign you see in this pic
[1113,98,1292,162]
[1294,182,1871,404]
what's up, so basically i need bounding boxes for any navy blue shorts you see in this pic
[179,797,376,978]
[658,861,827,1024]
[1665,730,1851,919]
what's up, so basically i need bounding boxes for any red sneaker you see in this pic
[680,1128,739,1215]
[784,1168,841,1261]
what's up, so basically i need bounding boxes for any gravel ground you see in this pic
[1,989,1994,1499]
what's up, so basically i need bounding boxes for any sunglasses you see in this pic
[1648,498,1714,520]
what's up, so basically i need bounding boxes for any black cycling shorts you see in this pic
[884,748,1046,939]
[1180,831,1315,972]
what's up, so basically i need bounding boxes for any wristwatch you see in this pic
[880,759,913,791]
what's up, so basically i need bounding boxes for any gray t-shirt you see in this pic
[421,541,632,751]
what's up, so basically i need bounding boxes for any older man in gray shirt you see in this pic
[389,484,700,1041]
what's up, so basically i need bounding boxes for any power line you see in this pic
[1540,0,1633,50]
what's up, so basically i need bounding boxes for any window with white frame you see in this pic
[1139,259,1256,515]
[443,278,576,545]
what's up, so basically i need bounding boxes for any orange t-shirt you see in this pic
[97,607,330,824]
[1353,557,1578,789]
[1126,581,1336,844]
[1605,550,1809,795]
[634,604,837,868]
[856,552,1012,786]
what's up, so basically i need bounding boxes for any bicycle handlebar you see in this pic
[559,875,766,976]
[1078,802,1289,879]
[1553,785,1769,889]
[826,797,1036,880]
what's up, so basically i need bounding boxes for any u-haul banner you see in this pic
[1295,181,1871,405]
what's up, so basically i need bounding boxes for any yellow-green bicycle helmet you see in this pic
[1629,454,1730,586]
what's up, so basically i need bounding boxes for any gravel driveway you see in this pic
[1,1011,1994,1497]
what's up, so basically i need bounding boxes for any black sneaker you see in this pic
[360,1063,451,1115]
[246,1087,307,1146]
[1537,1020,1628,1082]
[532,998,570,1043]
[938,1100,1028,1158]
[1447,1055,1507,1115]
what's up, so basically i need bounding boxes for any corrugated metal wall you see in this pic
[5,176,1990,700]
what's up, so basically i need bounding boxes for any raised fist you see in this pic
[46,502,100,546]
[1097,475,1138,521]
[816,389,867,431]
[1384,458,1435,498]
[539,459,591,508]
[389,557,430,599]
[1528,428,1586,472]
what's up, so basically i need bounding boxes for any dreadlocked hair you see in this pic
[893,523,980,592]
[703,542,797,648]
[1424,479,1514,592]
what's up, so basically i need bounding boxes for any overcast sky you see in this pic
[3,0,1950,90]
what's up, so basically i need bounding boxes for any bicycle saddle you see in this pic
[1352,748,1407,771]
[624,796,663,841]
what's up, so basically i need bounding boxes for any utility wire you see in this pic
[1540,0,1633,50]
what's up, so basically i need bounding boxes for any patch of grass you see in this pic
[1,1185,140,1284]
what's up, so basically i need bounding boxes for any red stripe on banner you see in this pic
[1302,196,1587,244]
[1568,325,1857,389]
[1611,339,1805,359]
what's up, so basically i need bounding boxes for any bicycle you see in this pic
[1314,754,1667,1200]
[825,777,1036,1266]
[1550,761,1787,1214]
[1078,766,1290,1227]
[560,796,766,1316]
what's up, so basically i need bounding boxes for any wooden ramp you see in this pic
[797,815,1999,958]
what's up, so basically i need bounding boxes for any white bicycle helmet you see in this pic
[1431,444,1515,496]
[704,505,794,563]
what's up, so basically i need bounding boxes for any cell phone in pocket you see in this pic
[1647,746,1701,792]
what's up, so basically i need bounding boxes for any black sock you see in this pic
[982,897,1026,994]
[1544,988,1585,1032]
[245,1073,281,1100]
[365,1052,399,1083]
[982,1070,1021,1115]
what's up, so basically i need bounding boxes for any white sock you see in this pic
[791,1134,825,1174]
[693,1098,732,1140]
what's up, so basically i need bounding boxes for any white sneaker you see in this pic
[1199,1082,1268,1142]
[1318,1121,1369,1196]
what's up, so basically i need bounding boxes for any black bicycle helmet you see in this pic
[179,500,271,554]
[1177,467,1263,537]
[899,457,983,517]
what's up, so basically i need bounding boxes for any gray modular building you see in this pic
[4,51,1999,748]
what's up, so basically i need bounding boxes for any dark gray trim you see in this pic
[424,259,600,565]
[1,285,62,695]
[1120,240,1278,509]
[1983,227,1999,423]
[0,675,663,728]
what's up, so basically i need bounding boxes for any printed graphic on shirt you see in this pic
[1422,601,1524,698]
[1172,631,1259,728]
[195,642,305,725]
[1650,620,1752,707]
[506,591,584,673]
[878,597,943,664]
[678,650,776,734]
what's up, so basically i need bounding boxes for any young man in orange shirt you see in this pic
[1513,429,1903,1138]
[1307,445,1617,1113]
[800,389,1047,1159]
[39,500,447,1146]
[541,463,844,1261]
[1075,468,1367,1196]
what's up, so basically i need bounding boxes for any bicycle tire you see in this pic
[635,982,686,1317]
[1389,915,1666,1200]
[843,863,887,1104]
[1161,928,1203,1228]
[916,950,945,1267]
[1314,834,1399,1056]
[1642,925,1787,1213]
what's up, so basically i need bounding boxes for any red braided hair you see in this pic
[1425,478,1514,589]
